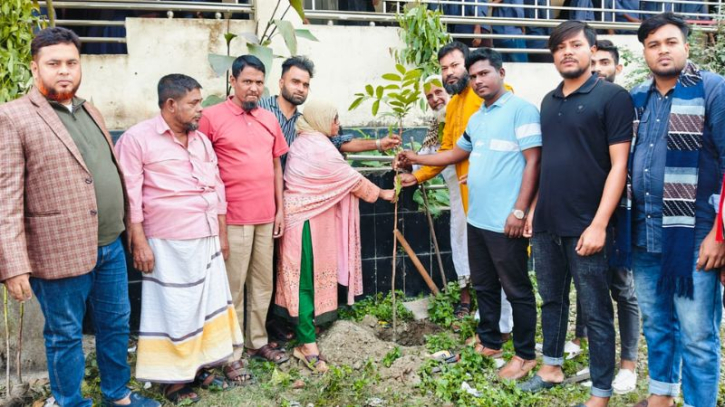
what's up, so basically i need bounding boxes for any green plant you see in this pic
[393,3,451,81]
[382,346,402,367]
[424,331,457,353]
[412,177,450,218]
[427,281,461,327]
[0,0,43,103]
[338,291,414,323]
[689,10,725,75]
[349,64,422,129]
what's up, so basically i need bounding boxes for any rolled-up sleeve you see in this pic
[114,131,145,224]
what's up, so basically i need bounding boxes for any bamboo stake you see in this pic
[3,287,9,399]
[409,137,448,292]
[395,230,439,295]
[15,303,24,383]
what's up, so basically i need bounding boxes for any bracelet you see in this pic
[376,138,383,152]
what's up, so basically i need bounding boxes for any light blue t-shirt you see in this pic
[456,92,542,233]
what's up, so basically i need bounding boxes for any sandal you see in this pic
[248,344,290,364]
[454,303,471,320]
[164,384,200,404]
[293,347,329,373]
[193,368,230,391]
[223,360,254,386]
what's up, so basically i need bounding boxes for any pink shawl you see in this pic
[276,132,380,319]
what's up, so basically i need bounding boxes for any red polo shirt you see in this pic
[199,97,288,225]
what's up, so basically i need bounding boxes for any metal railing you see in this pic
[38,0,254,44]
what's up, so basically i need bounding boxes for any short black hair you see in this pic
[231,54,265,78]
[637,12,689,43]
[548,20,596,53]
[595,39,620,64]
[31,27,81,59]
[157,74,202,108]
[281,56,315,78]
[438,41,470,62]
[465,48,504,71]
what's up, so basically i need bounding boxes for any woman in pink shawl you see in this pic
[274,100,395,373]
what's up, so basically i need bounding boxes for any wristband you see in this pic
[376,138,383,152]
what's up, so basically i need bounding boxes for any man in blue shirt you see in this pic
[399,48,541,381]
[615,13,725,407]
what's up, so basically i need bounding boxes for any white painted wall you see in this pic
[78,17,646,131]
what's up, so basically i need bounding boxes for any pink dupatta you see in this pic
[276,132,380,320]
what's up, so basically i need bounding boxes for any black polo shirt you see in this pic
[534,74,634,237]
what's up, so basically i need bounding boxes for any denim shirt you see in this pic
[428,0,489,33]
[491,0,525,35]
[632,72,725,252]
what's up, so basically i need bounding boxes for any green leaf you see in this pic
[287,0,306,20]
[273,20,297,55]
[295,29,319,42]
[382,73,402,81]
[395,63,406,75]
[247,44,274,78]
[385,84,400,90]
[237,32,260,45]
[224,32,238,47]
[375,85,384,99]
[208,54,237,77]
[365,84,374,96]
[372,99,380,116]
[395,175,402,197]
[348,96,364,111]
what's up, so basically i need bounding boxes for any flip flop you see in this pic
[293,347,329,373]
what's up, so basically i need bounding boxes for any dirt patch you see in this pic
[375,320,442,346]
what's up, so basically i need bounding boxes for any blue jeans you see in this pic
[632,247,722,407]
[532,233,615,398]
[31,237,131,407]
[493,38,529,63]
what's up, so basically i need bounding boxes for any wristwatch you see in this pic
[512,209,525,220]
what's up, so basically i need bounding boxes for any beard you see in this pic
[599,73,616,83]
[434,105,447,122]
[242,100,257,111]
[280,86,306,106]
[651,65,684,79]
[184,121,200,132]
[560,65,589,80]
[37,77,79,103]
[443,72,470,95]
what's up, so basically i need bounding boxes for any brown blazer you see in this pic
[0,88,127,282]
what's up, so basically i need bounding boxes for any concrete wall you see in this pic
[78,17,646,131]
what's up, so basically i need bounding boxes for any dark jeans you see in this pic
[30,237,131,407]
[532,232,615,398]
[574,267,640,362]
[468,225,536,360]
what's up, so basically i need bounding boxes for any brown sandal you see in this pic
[223,360,253,386]
[293,347,329,373]
[248,344,290,364]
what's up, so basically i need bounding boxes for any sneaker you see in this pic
[102,392,161,407]
[612,368,637,394]
[564,340,582,359]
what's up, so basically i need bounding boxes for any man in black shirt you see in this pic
[519,21,633,407]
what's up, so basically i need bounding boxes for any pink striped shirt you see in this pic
[115,114,226,240]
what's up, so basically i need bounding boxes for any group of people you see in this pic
[0,11,724,407]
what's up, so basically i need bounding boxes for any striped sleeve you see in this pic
[514,102,542,150]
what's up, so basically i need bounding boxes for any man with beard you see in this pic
[399,48,541,381]
[199,55,291,365]
[0,27,159,407]
[399,41,513,336]
[519,21,632,407]
[613,13,725,407]
[115,74,247,403]
[259,56,401,169]
[565,39,640,395]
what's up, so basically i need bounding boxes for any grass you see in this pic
[40,279,725,407]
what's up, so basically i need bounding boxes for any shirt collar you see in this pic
[270,95,301,119]
[553,73,599,98]
[49,96,86,113]
[483,91,514,111]
[225,96,260,117]
[153,114,199,141]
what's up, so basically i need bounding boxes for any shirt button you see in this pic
[85,178,93,184]
[644,168,649,172]
[647,215,651,219]
[558,113,562,116]
[649,143,654,147]
[646,192,650,196]
[656,119,660,122]
[90,209,98,216]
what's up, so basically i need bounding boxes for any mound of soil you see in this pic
[375,320,442,346]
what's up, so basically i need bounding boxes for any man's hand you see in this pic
[380,133,402,151]
[504,213,525,238]
[459,174,468,185]
[398,173,418,187]
[274,210,285,239]
[696,229,725,271]
[576,224,606,256]
[4,274,32,302]
[523,211,534,238]
[397,150,418,166]
[392,154,412,172]
[132,240,155,273]
[220,231,230,261]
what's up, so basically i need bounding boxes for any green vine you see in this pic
[0,0,43,103]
